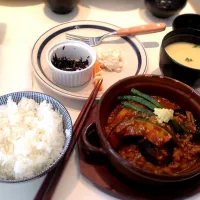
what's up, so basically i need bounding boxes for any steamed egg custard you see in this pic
[165,42,200,69]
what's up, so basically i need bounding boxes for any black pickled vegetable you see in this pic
[121,101,154,116]
[131,88,163,108]
[51,53,89,71]
[117,95,156,110]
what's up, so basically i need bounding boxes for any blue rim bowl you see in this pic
[0,91,72,183]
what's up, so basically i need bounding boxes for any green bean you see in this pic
[117,95,156,110]
[130,88,163,108]
[121,101,154,116]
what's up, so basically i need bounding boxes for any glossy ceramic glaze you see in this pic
[173,14,200,30]
[47,0,80,14]
[144,0,187,18]
[159,28,200,87]
[84,75,200,184]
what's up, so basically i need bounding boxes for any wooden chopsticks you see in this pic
[34,79,103,200]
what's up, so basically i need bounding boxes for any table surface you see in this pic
[0,0,200,199]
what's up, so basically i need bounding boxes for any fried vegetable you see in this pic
[195,120,200,135]
[169,120,190,135]
[180,124,190,134]
[121,101,154,116]
[186,111,195,124]
[135,119,172,147]
[117,95,156,110]
[109,108,133,131]
[174,109,186,116]
[115,107,130,119]
[138,139,173,165]
[193,120,200,141]
[110,118,172,148]
[131,88,163,108]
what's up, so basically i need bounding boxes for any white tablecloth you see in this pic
[0,0,199,199]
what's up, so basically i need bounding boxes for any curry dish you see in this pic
[105,88,200,175]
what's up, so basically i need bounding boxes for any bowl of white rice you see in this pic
[0,91,72,183]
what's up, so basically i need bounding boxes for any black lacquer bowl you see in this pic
[144,0,187,18]
[159,28,200,87]
[173,14,200,30]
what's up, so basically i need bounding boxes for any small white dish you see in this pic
[47,40,96,88]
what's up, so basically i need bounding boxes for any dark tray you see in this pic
[78,105,200,200]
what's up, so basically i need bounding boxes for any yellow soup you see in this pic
[165,42,200,69]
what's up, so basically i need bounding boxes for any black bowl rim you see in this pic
[96,74,200,183]
[161,28,200,72]
[145,0,187,12]
[0,91,73,183]
[173,13,200,30]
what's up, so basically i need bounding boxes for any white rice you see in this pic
[0,97,65,180]
[97,48,123,72]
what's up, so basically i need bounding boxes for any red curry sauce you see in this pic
[106,96,200,175]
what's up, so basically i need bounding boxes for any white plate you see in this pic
[31,20,148,100]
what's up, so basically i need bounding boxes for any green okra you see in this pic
[131,88,163,108]
[117,95,156,110]
[121,101,154,116]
